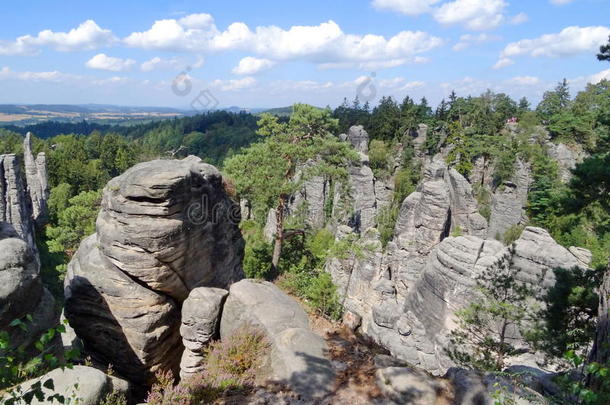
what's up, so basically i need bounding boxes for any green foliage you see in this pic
[46,189,102,257]
[502,224,525,245]
[368,139,392,178]
[1,318,80,405]
[597,35,610,62]
[100,391,128,405]
[451,226,463,237]
[449,253,534,371]
[555,351,610,405]
[529,267,601,358]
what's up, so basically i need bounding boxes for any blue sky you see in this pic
[0,0,609,109]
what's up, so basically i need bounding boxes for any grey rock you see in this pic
[220,279,335,400]
[547,142,586,183]
[347,125,369,155]
[180,287,228,379]
[342,310,362,331]
[264,208,277,242]
[10,365,129,405]
[446,367,548,405]
[23,132,49,225]
[376,366,443,405]
[65,157,244,384]
[487,160,531,240]
[569,246,592,268]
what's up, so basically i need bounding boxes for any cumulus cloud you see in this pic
[0,20,116,55]
[493,57,515,69]
[124,14,443,69]
[0,66,79,82]
[434,0,508,30]
[371,0,441,15]
[86,53,135,71]
[232,57,275,75]
[211,77,257,91]
[500,26,610,59]
[509,76,540,85]
[372,0,519,31]
[453,33,501,51]
[140,56,180,71]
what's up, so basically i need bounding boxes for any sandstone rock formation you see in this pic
[487,159,531,240]
[546,141,586,183]
[10,365,130,405]
[180,287,228,379]
[344,227,590,375]
[0,221,57,349]
[64,157,244,384]
[23,132,49,225]
[220,279,335,401]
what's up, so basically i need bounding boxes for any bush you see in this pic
[146,325,269,405]
[369,139,391,178]
[503,224,525,245]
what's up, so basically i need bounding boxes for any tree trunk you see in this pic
[271,197,286,272]
[591,261,609,366]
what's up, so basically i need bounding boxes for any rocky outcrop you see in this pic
[64,157,244,384]
[487,159,531,240]
[180,287,228,379]
[591,262,609,368]
[23,132,49,225]
[10,365,130,405]
[364,227,590,375]
[546,142,586,183]
[220,279,335,401]
[0,221,57,349]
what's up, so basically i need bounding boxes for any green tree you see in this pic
[225,104,357,270]
[46,189,102,257]
[537,79,571,122]
[449,254,533,371]
[598,35,610,62]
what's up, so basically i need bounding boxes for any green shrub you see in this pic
[100,391,128,405]
[503,224,525,245]
[369,139,391,178]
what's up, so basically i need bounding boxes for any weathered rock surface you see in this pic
[332,224,590,376]
[23,132,49,225]
[0,221,57,349]
[487,159,531,240]
[64,157,244,384]
[376,366,445,405]
[546,142,586,183]
[10,365,129,405]
[180,287,228,379]
[220,279,335,400]
[346,125,369,156]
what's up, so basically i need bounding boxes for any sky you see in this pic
[0,0,609,109]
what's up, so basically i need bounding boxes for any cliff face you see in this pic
[0,133,53,348]
[292,125,594,375]
[64,157,245,384]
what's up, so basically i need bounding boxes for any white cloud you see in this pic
[509,76,540,85]
[434,0,508,30]
[124,14,442,70]
[509,12,529,25]
[140,56,180,71]
[550,0,576,5]
[453,33,501,51]
[86,53,135,71]
[493,57,514,69]
[589,69,610,83]
[371,0,441,15]
[0,20,116,55]
[92,76,130,86]
[211,77,257,91]
[232,57,275,75]
[500,26,610,59]
[0,66,79,82]
[372,0,522,31]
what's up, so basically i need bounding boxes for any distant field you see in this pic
[0,104,187,126]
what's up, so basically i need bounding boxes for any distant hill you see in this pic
[0,104,189,126]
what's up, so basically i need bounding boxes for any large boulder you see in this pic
[10,365,129,405]
[220,279,335,401]
[64,157,244,384]
[0,222,57,349]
